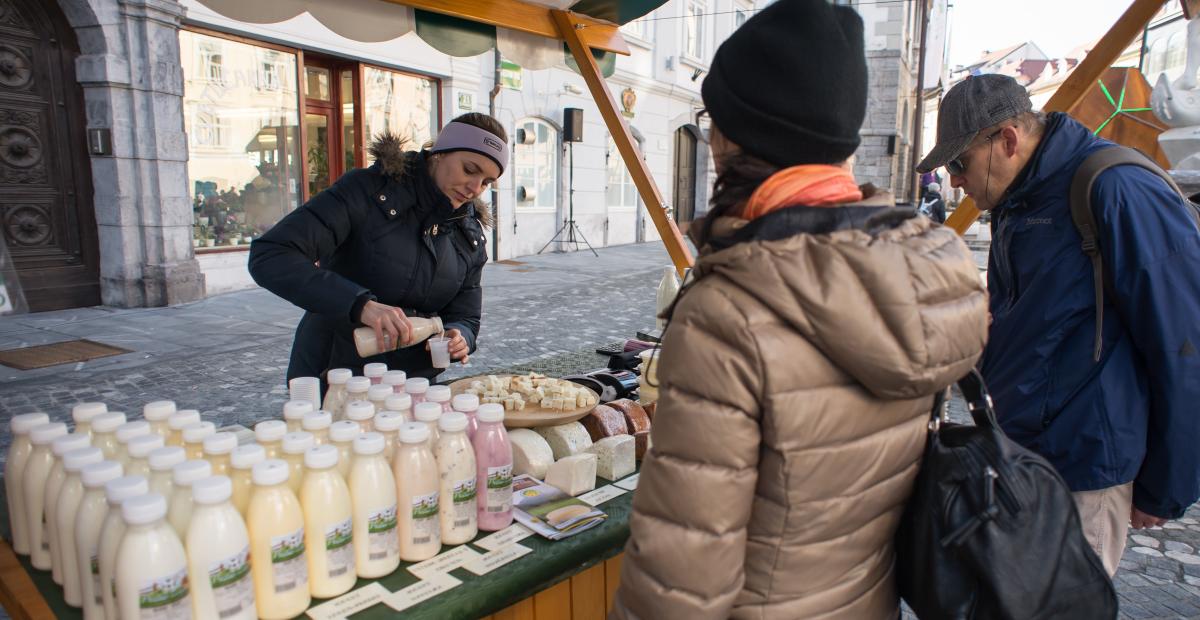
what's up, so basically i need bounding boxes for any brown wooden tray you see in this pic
[448,375,598,428]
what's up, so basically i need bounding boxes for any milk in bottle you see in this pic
[452,393,481,440]
[141,400,176,440]
[404,378,429,406]
[363,362,388,384]
[98,476,149,620]
[115,494,191,620]
[229,443,266,517]
[436,412,478,545]
[345,399,376,433]
[71,403,107,438]
[283,400,314,433]
[426,385,453,414]
[168,459,212,538]
[350,433,402,575]
[254,420,287,460]
[113,421,152,466]
[373,412,405,461]
[384,393,413,420]
[6,412,49,555]
[280,432,314,494]
[381,370,407,394]
[392,424,441,562]
[53,447,105,604]
[181,421,216,461]
[413,402,442,450]
[166,410,201,447]
[24,422,68,570]
[187,476,256,620]
[300,445,356,597]
[44,433,92,583]
[146,446,186,499]
[474,404,514,531]
[74,461,124,619]
[322,368,353,418]
[328,421,360,479]
[246,460,310,619]
[89,412,126,460]
[203,431,238,476]
[123,434,164,480]
[302,410,333,446]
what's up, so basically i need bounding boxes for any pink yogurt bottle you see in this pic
[425,385,453,414]
[451,394,480,441]
[381,371,407,395]
[473,404,513,531]
[405,378,429,407]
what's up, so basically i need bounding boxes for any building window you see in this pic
[684,1,705,59]
[735,6,750,28]
[513,119,559,210]
[198,41,224,85]
[259,54,283,91]
[606,138,638,210]
[363,66,438,164]
[621,18,647,40]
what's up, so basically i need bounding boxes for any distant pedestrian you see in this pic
[919,182,946,223]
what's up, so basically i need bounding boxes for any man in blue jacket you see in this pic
[917,74,1200,575]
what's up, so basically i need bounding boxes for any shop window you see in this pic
[363,66,437,162]
[514,119,559,210]
[606,138,638,210]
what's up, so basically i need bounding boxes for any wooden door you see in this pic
[0,0,100,311]
[672,127,697,226]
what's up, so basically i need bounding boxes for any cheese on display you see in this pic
[588,436,636,481]
[508,430,554,479]
[580,405,627,442]
[462,374,598,412]
[545,453,597,497]
[533,423,593,460]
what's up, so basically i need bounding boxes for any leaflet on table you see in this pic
[511,474,606,541]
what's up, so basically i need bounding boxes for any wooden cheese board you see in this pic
[448,374,599,428]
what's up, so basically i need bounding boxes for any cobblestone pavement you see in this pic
[3,242,1198,618]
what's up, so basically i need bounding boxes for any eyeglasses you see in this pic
[946,129,1002,176]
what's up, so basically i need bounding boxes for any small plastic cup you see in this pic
[429,336,451,369]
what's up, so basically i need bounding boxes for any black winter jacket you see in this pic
[249,134,489,382]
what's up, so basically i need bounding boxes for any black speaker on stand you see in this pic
[540,107,597,256]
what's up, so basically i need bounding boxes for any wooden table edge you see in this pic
[0,539,54,620]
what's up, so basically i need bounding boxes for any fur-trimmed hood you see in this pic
[368,132,493,228]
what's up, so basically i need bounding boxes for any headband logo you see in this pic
[482,136,502,152]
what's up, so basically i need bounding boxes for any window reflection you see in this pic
[363,67,437,161]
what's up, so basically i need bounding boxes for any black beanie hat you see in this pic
[701,0,867,167]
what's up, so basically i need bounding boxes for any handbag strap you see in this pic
[927,368,1000,430]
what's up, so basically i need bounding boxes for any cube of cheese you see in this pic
[510,429,554,479]
[534,422,593,460]
[545,453,597,496]
[588,435,636,481]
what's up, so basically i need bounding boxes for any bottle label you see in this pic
[324,519,355,578]
[411,492,440,546]
[208,545,253,619]
[137,565,191,619]
[270,527,308,594]
[367,505,398,561]
[486,465,513,513]
[451,477,477,528]
[90,554,102,605]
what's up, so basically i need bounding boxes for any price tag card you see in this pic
[407,545,483,579]
[307,582,389,620]
[384,573,462,613]
[578,485,628,506]
[462,543,534,576]
[614,473,640,491]
[472,523,535,552]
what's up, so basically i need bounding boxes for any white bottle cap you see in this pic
[398,422,430,445]
[385,393,412,412]
[368,385,394,402]
[115,421,152,444]
[282,400,314,421]
[252,459,290,486]
[105,476,149,505]
[381,370,407,387]
[202,432,238,456]
[302,411,332,431]
[63,447,105,472]
[476,403,505,424]
[451,394,480,413]
[192,476,233,505]
[439,411,469,433]
[345,400,375,422]
[51,433,91,457]
[230,444,266,470]
[89,413,126,434]
[127,434,165,459]
[373,412,405,432]
[81,460,124,488]
[327,368,353,385]
[426,385,452,403]
[141,400,176,422]
[181,422,216,444]
[305,445,339,469]
[346,376,372,394]
[353,432,385,455]
[413,402,442,423]
[281,432,314,455]
[255,420,287,443]
[173,459,212,486]
[71,403,106,426]
[122,493,167,525]
[363,363,388,378]
[404,378,430,394]
[12,412,50,435]
[30,422,68,445]
[329,421,360,443]
[167,410,201,431]
[148,446,186,472]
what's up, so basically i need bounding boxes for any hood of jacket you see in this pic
[368,132,493,228]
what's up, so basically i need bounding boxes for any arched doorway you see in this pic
[672,125,701,227]
[0,0,99,311]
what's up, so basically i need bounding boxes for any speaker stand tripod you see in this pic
[539,140,598,256]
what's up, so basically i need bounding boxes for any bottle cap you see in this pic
[282,400,313,421]
[439,411,469,433]
[167,410,201,431]
[398,422,430,445]
[181,422,216,444]
[328,368,353,385]
[252,459,289,486]
[385,393,412,412]
[426,385,452,403]
[282,432,314,455]
[230,444,266,470]
[63,446,105,472]
[147,446,186,472]
[105,476,148,505]
[192,476,232,504]
[413,402,442,423]
[451,394,480,413]
[51,433,91,457]
[305,445,339,469]
[345,400,375,422]
[373,412,405,432]
[346,376,372,394]
[12,412,50,435]
[329,420,361,443]
[71,403,107,425]
[404,378,430,394]
[381,370,407,387]
[173,459,212,486]
[89,413,126,434]
[122,494,168,525]
[363,363,388,378]
[127,434,165,459]
[353,432,385,455]
[81,460,124,488]
[477,403,505,424]
[202,432,238,455]
[254,420,287,443]
[141,400,176,422]
[116,421,152,443]
[302,411,332,431]
[368,385,394,402]
[30,422,69,445]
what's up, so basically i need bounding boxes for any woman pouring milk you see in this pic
[249,113,507,385]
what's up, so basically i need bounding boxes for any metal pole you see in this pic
[489,50,501,262]
[911,0,931,205]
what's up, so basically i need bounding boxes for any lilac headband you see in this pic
[431,121,508,175]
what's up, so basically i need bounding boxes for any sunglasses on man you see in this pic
[945,128,1003,176]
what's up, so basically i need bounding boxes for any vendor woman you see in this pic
[249,113,507,384]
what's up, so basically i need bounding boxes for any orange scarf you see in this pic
[741,165,863,221]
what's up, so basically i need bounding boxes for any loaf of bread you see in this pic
[580,404,628,442]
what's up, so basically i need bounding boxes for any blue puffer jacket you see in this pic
[982,112,1200,519]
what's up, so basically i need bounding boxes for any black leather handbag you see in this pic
[896,370,1118,619]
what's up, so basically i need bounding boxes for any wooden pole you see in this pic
[551,9,695,274]
[943,0,1165,235]
[389,0,630,55]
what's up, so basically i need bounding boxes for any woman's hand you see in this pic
[359,300,413,351]
[428,328,470,364]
